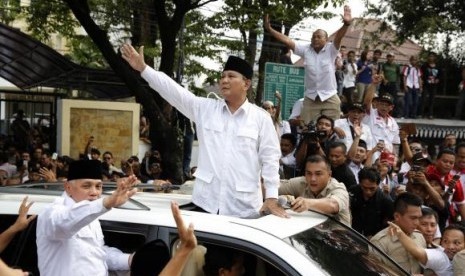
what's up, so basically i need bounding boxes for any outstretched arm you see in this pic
[388,222,427,265]
[263,15,295,51]
[333,5,353,49]
[363,74,383,110]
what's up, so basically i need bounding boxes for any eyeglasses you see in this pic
[410,147,422,153]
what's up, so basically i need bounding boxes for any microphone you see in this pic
[278,196,290,209]
[278,195,294,209]
[260,195,295,216]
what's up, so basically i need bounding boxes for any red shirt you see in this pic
[426,165,465,204]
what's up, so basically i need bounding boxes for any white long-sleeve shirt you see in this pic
[37,193,130,276]
[141,67,281,218]
[334,118,375,151]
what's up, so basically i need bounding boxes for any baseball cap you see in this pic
[377,93,394,105]
[347,102,365,112]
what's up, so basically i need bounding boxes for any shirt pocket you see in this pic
[321,59,332,74]
[235,181,259,193]
[236,127,258,152]
[193,168,214,184]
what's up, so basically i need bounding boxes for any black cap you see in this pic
[67,160,103,181]
[412,152,432,165]
[377,93,394,104]
[223,56,253,79]
[358,139,367,149]
[347,102,365,112]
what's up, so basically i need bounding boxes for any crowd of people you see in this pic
[1,4,465,275]
[0,134,176,191]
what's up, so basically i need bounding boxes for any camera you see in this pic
[411,165,422,172]
[302,121,327,143]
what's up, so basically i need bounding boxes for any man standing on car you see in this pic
[121,44,286,219]
[278,155,351,225]
[36,160,139,275]
[370,192,426,274]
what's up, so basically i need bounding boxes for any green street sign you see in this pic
[264,62,305,119]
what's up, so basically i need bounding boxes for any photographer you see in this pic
[295,115,342,175]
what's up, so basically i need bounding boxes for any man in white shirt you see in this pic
[335,102,374,152]
[363,75,400,155]
[264,6,353,123]
[121,44,286,218]
[36,160,139,276]
[342,50,357,109]
[402,55,423,119]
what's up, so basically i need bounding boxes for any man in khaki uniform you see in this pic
[370,192,426,274]
[279,154,351,226]
[453,250,465,276]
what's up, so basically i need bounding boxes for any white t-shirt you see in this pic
[423,247,453,276]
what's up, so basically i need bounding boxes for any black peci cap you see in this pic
[67,160,103,181]
[223,56,253,79]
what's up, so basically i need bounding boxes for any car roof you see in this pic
[0,185,327,240]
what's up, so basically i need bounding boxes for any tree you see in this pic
[365,0,465,61]
[17,0,216,182]
[0,0,22,25]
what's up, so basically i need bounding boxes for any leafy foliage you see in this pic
[0,0,22,25]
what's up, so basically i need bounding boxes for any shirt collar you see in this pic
[222,98,250,115]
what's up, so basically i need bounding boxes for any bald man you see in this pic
[264,6,353,123]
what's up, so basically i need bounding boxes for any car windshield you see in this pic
[285,218,408,276]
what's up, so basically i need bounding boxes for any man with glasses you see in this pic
[262,92,291,138]
[102,151,122,176]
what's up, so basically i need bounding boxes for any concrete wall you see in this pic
[57,99,140,165]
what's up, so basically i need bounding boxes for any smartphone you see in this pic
[52,152,58,160]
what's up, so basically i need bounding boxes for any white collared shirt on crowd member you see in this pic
[362,107,400,154]
[403,65,422,89]
[276,120,291,138]
[343,61,357,88]
[348,161,363,184]
[141,67,281,218]
[294,42,339,101]
[37,193,130,276]
[281,150,296,168]
[289,98,304,121]
[334,118,375,151]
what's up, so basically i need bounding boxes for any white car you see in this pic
[0,183,408,276]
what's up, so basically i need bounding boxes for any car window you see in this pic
[101,220,148,253]
[168,234,287,276]
[286,218,409,275]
